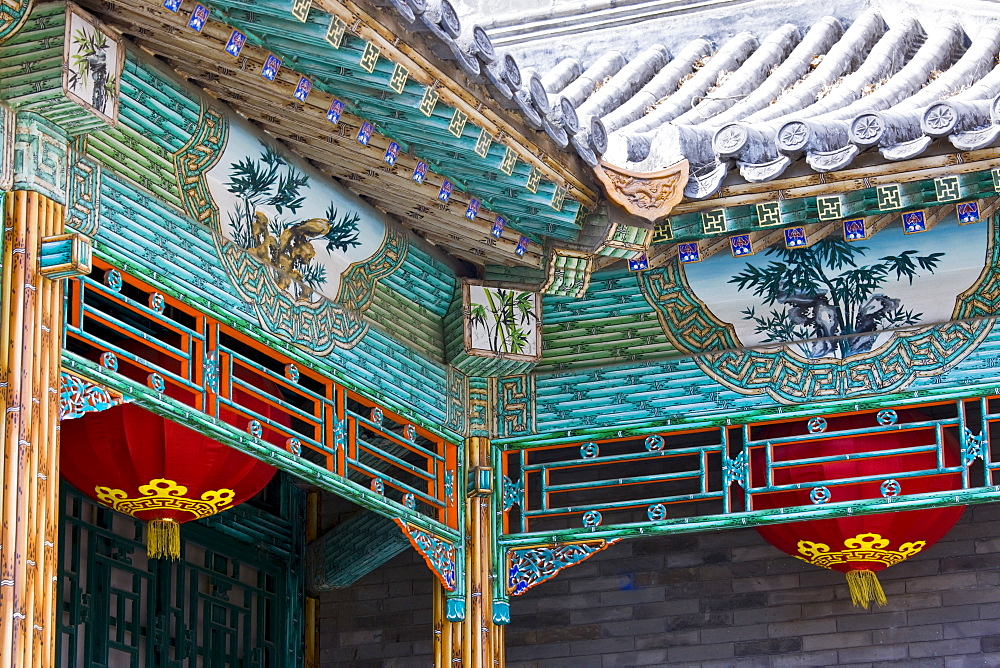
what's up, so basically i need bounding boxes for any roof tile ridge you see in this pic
[597,39,713,136]
[814,22,964,123]
[952,23,1000,102]
[673,23,802,126]
[778,16,923,121]
[706,16,844,128]
[615,31,759,135]
[843,24,1000,159]
[558,50,633,109]
[539,58,583,95]
[891,23,1000,111]
[484,0,747,45]
[574,44,670,119]
[741,9,886,125]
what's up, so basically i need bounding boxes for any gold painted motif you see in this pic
[292,0,311,22]
[935,176,961,202]
[448,108,468,138]
[550,185,567,211]
[325,16,346,48]
[756,201,782,227]
[388,63,408,94]
[816,195,843,221]
[418,87,439,117]
[499,146,517,175]
[701,209,726,234]
[95,478,236,520]
[525,167,540,194]
[651,220,673,244]
[474,127,492,158]
[877,184,902,211]
[359,42,380,73]
[796,532,925,569]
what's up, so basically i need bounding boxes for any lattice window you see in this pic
[58,480,303,666]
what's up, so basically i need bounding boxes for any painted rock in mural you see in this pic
[202,114,405,353]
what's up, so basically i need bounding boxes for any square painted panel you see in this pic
[679,242,701,263]
[188,4,209,31]
[412,161,428,184]
[225,30,246,58]
[784,227,807,248]
[843,219,867,241]
[902,211,926,234]
[438,180,453,202]
[261,54,281,81]
[958,201,981,225]
[327,99,344,124]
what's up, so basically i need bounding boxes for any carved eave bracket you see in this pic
[394,519,460,595]
[505,539,620,595]
[60,371,130,420]
[541,212,658,298]
[594,159,690,225]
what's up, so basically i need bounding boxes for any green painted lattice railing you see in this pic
[500,401,1000,540]
[492,400,1000,615]
[61,260,461,539]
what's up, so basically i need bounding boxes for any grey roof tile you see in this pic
[376,0,1000,197]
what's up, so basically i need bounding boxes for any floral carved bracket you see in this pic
[394,519,457,592]
[60,371,129,420]
[506,539,620,595]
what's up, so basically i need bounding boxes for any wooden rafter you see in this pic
[80,0,551,268]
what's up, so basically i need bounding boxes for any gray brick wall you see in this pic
[320,502,1000,666]
[318,547,434,667]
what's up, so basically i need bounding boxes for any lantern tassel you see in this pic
[147,519,181,560]
[845,570,887,608]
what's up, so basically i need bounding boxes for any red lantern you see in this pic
[61,404,276,559]
[751,412,964,607]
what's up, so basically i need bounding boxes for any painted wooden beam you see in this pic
[311,0,598,208]
[305,509,411,591]
[85,0,586,261]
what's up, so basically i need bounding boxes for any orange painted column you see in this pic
[0,190,65,668]
[434,436,505,667]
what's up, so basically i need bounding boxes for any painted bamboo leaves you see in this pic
[730,238,944,358]
[226,142,361,300]
[69,26,116,114]
[468,287,538,357]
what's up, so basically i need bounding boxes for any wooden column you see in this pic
[304,490,320,668]
[0,190,65,668]
[434,436,504,667]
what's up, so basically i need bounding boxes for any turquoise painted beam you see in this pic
[498,485,1000,547]
[306,510,411,591]
[206,0,586,242]
[497,347,1000,450]
[661,174,1000,246]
